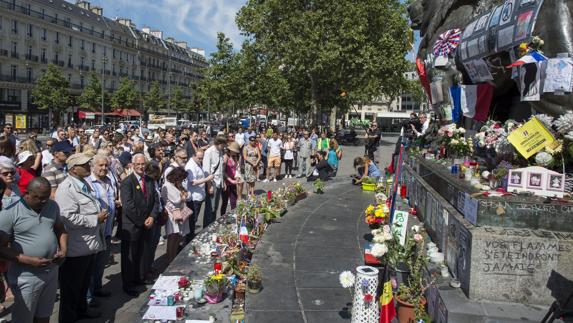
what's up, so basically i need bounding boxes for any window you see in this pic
[54,13,58,23]
[27,24,32,36]
[0,16,2,29]
[112,48,116,58]
[68,74,71,82]
[80,57,84,67]
[91,59,95,70]
[41,48,46,62]
[55,53,59,63]
[80,75,84,88]
[27,46,32,57]
[79,22,83,32]
[92,42,95,53]
[68,55,72,66]
[27,67,32,82]
[103,47,106,56]
[111,80,115,89]
[11,42,17,55]
[41,9,45,19]
[26,4,30,15]
[11,65,17,80]
[56,32,59,43]
[11,19,17,33]
[7,89,20,102]
[68,35,72,47]
[64,17,70,28]
[42,28,46,40]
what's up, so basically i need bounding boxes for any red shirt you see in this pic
[17,167,36,195]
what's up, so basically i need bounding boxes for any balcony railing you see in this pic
[10,52,19,59]
[25,54,39,62]
[67,63,74,68]
[41,57,48,64]
[0,49,7,57]
[51,60,65,67]
[0,74,32,83]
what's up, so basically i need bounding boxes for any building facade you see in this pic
[0,0,207,130]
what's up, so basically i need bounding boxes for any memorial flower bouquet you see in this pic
[364,204,388,228]
[204,272,228,303]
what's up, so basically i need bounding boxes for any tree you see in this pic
[77,73,110,112]
[170,86,185,115]
[237,0,412,123]
[31,64,70,126]
[199,33,242,113]
[144,81,166,113]
[111,77,139,110]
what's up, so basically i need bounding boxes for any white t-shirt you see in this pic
[235,133,245,147]
[268,138,283,157]
[185,158,207,202]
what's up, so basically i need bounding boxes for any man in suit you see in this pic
[120,153,157,296]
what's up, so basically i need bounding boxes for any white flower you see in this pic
[458,128,466,134]
[535,151,554,167]
[371,228,383,236]
[383,225,391,233]
[373,235,385,243]
[371,243,388,258]
[554,112,573,134]
[339,271,355,288]
[411,225,421,233]
[565,131,573,141]
[450,139,459,145]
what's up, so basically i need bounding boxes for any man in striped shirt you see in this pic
[42,141,73,198]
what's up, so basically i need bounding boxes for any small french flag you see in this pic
[239,217,249,244]
[506,51,547,68]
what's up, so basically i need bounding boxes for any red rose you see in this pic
[364,294,373,302]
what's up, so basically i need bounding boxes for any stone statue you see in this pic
[408,0,573,118]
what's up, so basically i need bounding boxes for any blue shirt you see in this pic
[261,139,268,157]
[87,175,116,237]
[310,133,318,150]
[368,162,382,179]
[327,149,339,169]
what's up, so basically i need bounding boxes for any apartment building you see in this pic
[0,0,207,129]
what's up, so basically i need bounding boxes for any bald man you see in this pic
[0,177,68,323]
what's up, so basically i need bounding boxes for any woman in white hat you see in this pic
[15,150,38,195]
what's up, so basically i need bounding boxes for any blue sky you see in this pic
[81,0,420,60]
[82,0,246,57]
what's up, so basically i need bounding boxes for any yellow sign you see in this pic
[508,117,555,159]
[15,115,26,129]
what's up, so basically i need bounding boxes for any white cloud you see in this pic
[92,0,245,51]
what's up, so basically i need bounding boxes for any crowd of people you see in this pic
[0,120,345,322]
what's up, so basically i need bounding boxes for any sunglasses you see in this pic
[1,171,15,176]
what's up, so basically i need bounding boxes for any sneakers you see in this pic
[262,179,269,183]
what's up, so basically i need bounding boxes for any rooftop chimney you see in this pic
[76,1,90,10]
[190,48,205,58]
[142,27,151,34]
[117,18,134,28]
[90,6,102,16]
[150,30,163,39]
[175,41,187,49]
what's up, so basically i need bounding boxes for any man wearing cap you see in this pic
[42,141,73,199]
[55,153,106,321]
[120,153,158,296]
[0,177,68,323]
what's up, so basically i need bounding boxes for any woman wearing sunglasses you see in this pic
[0,158,21,207]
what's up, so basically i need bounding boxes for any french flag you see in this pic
[506,51,547,68]
[239,217,249,244]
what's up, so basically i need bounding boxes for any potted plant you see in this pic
[396,250,433,323]
[204,273,228,304]
[313,179,325,194]
[247,264,263,293]
[364,204,388,229]
[293,182,307,201]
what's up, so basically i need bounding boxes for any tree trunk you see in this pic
[310,75,319,127]
[329,106,337,132]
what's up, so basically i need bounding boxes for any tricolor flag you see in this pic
[379,266,396,323]
[239,217,249,244]
[506,51,547,68]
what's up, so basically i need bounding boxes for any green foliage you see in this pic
[143,81,166,113]
[111,77,139,110]
[78,73,110,111]
[313,179,325,193]
[170,86,185,114]
[405,79,427,107]
[31,64,70,126]
[236,0,412,119]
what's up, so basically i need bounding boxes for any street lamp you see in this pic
[101,56,108,126]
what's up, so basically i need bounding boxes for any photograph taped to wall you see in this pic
[515,10,533,41]
[497,24,515,49]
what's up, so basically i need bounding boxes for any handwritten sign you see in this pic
[392,210,409,246]
[507,117,555,159]
[463,194,478,225]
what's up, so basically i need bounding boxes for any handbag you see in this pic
[166,201,193,223]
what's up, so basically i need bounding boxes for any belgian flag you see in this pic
[380,266,396,323]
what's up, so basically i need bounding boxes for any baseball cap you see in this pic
[17,151,34,165]
[66,153,92,169]
[52,141,74,154]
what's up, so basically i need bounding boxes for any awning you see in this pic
[110,109,141,117]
